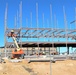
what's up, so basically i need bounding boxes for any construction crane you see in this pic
[7,30,24,59]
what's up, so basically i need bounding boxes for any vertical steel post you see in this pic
[20,1,22,48]
[50,4,52,75]
[63,6,68,54]
[4,4,8,57]
[50,4,52,28]
[30,12,32,41]
[17,10,18,28]
[14,16,17,29]
[54,14,57,29]
[74,9,76,51]
[36,3,39,56]
[42,13,45,41]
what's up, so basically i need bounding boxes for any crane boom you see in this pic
[12,37,20,51]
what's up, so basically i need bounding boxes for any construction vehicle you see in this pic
[7,30,24,59]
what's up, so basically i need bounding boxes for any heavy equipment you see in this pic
[7,30,24,59]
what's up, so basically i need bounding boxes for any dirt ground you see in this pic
[0,59,76,75]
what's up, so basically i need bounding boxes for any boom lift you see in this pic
[7,30,24,59]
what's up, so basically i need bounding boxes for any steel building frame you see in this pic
[3,1,76,57]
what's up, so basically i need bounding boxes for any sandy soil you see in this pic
[0,59,76,75]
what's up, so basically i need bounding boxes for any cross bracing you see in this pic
[6,28,76,39]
